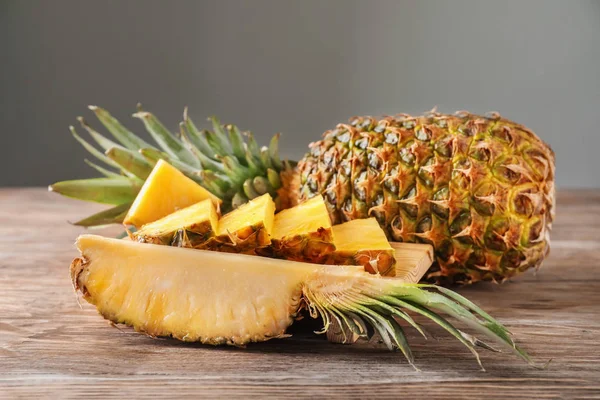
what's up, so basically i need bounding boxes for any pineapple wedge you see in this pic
[71,234,533,368]
[124,160,221,227]
[202,193,275,252]
[267,195,335,262]
[134,199,218,247]
[328,218,396,276]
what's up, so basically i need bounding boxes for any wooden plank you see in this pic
[0,188,599,399]
[390,242,434,283]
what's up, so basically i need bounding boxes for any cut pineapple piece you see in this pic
[124,160,221,227]
[202,193,275,252]
[71,234,532,368]
[267,195,335,262]
[134,199,218,247]
[329,218,396,276]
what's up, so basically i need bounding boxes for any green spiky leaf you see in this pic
[72,202,132,227]
[182,110,216,159]
[221,156,250,186]
[195,171,227,199]
[49,177,139,205]
[70,126,122,171]
[252,176,272,195]
[179,125,226,173]
[139,147,201,177]
[269,133,282,170]
[207,117,232,156]
[78,117,122,152]
[106,147,153,180]
[133,111,199,167]
[260,147,273,170]
[303,278,536,369]
[84,159,121,178]
[244,149,264,176]
[231,192,248,209]
[89,105,153,150]
[267,168,282,189]
[55,105,294,221]
[226,124,247,163]
[245,132,262,162]
[242,178,260,199]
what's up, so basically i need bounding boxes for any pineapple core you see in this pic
[124,160,221,227]
[215,193,275,247]
[330,218,396,276]
[134,199,218,246]
[271,195,332,239]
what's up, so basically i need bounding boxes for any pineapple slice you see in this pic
[267,195,335,262]
[71,234,532,368]
[202,193,275,253]
[328,218,396,276]
[124,160,221,227]
[133,199,218,247]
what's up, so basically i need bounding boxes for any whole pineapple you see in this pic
[295,110,555,284]
[51,107,554,284]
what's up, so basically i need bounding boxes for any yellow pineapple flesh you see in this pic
[133,199,218,247]
[202,193,275,252]
[329,218,396,276]
[71,235,305,344]
[124,159,221,227]
[266,195,335,262]
[70,234,531,369]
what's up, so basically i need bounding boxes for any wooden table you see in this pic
[1,188,599,399]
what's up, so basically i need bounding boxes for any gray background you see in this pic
[1,0,599,188]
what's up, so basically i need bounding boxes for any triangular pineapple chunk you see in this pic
[330,218,396,276]
[134,199,218,247]
[124,160,221,227]
[266,195,335,262]
[202,193,275,252]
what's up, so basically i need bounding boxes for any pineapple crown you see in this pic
[50,105,289,226]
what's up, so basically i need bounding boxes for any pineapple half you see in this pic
[134,199,219,247]
[328,218,396,276]
[71,234,534,368]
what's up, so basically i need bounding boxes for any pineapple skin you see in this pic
[200,224,271,253]
[324,249,396,277]
[295,111,555,284]
[137,224,215,247]
[265,228,336,263]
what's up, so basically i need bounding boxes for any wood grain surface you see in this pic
[1,188,599,399]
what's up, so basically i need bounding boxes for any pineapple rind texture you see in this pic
[297,111,555,284]
[71,235,534,367]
